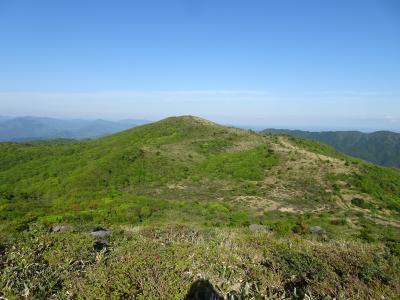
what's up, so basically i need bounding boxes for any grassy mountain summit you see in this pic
[1,116,400,298]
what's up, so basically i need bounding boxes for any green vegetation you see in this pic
[354,164,400,212]
[263,128,400,167]
[1,225,399,299]
[1,116,400,298]
[198,145,278,180]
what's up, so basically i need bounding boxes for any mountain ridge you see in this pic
[1,116,399,298]
[1,115,399,229]
[263,128,400,167]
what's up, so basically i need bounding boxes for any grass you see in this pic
[354,164,400,212]
[1,224,399,299]
[197,145,278,181]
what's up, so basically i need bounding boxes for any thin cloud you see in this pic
[384,115,399,123]
[319,90,388,97]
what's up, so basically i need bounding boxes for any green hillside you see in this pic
[1,116,400,299]
[263,129,400,168]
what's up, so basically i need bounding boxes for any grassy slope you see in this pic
[263,129,400,167]
[1,116,400,298]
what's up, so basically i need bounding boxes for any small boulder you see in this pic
[309,226,326,235]
[51,224,72,233]
[93,239,108,252]
[249,224,269,232]
[90,227,111,238]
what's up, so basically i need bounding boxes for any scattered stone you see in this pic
[90,227,111,238]
[51,224,72,233]
[309,226,326,235]
[93,239,108,252]
[249,224,269,232]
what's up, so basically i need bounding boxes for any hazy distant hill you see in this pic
[263,129,400,167]
[0,116,13,123]
[0,116,150,141]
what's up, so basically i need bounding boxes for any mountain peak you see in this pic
[159,115,220,126]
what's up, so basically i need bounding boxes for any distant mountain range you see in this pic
[0,116,150,141]
[263,129,400,168]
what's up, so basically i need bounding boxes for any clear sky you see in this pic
[0,0,399,130]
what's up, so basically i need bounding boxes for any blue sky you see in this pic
[0,0,399,130]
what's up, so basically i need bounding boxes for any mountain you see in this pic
[118,118,149,126]
[0,116,75,141]
[70,119,140,139]
[0,116,399,299]
[263,129,400,168]
[0,116,151,141]
[0,116,13,123]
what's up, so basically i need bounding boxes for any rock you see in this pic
[51,224,72,233]
[249,224,269,232]
[93,239,108,251]
[309,226,326,235]
[90,227,111,238]
[91,227,111,251]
